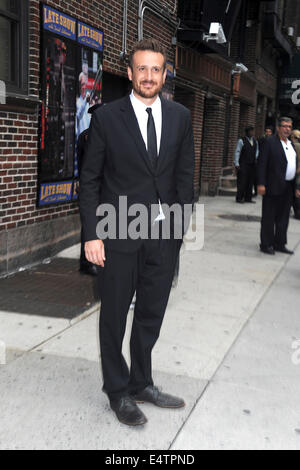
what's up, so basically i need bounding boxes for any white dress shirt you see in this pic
[130,90,162,154]
[130,91,165,221]
[281,139,297,181]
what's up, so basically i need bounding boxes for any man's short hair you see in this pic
[265,125,273,132]
[128,39,168,71]
[245,126,254,133]
[278,116,293,125]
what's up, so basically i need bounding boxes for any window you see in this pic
[0,0,28,97]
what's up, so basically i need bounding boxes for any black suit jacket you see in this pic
[77,129,89,177]
[257,134,295,196]
[79,94,195,252]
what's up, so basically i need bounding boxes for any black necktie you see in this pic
[146,108,158,165]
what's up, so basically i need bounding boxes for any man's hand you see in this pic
[296,189,300,198]
[257,185,266,196]
[85,240,106,267]
[235,166,240,174]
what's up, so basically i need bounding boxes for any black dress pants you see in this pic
[97,237,182,401]
[236,164,255,202]
[260,181,294,249]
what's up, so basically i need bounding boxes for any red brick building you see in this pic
[175,0,299,196]
[0,0,299,275]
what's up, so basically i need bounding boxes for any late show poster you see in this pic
[40,34,76,183]
[75,43,103,179]
[162,61,175,101]
[38,4,103,207]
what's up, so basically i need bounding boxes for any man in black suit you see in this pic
[257,117,296,255]
[79,39,195,426]
[234,126,259,203]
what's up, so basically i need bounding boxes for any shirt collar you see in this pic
[130,90,161,112]
[281,138,291,146]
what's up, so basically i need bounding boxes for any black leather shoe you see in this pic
[245,200,256,204]
[131,385,185,409]
[110,396,147,426]
[79,264,98,276]
[260,246,275,255]
[274,246,294,255]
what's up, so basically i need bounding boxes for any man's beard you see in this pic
[133,80,162,99]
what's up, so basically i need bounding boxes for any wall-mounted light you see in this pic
[203,23,227,44]
[232,63,248,75]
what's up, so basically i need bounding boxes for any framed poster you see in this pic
[38,4,103,207]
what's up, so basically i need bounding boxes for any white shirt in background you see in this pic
[281,139,297,181]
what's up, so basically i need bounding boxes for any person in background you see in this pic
[291,130,300,220]
[296,137,300,200]
[257,117,296,255]
[234,126,259,204]
[258,125,274,151]
[76,72,91,139]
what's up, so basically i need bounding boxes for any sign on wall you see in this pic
[38,4,103,207]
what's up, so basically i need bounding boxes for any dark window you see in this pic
[0,0,28,96]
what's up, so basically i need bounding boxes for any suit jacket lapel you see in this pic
[120,95,154,174]
[157,97,172,173]
[276,135,288,166]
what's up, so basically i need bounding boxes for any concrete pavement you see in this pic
[0,196,300,450]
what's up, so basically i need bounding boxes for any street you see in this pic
[0,196,300,450]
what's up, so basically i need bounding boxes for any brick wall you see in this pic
[200,95,227,195]
[174,85,205,198]
[191,90,206,198]
[228,100,241,166]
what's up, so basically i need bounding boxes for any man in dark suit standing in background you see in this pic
[234,126,259,204]
[257,117,296,255]
[79,39,195,426]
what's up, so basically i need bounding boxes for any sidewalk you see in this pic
[1,196,300,450]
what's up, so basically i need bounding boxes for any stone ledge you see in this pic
[0,215,81,277]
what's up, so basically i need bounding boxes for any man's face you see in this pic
[265,128,273,137]
[128,50,167,100]
[247,129,254,138]
[277,121,293,140]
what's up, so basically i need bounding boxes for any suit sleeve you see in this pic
[257,138,270,187]
[296,147,300,191]
[79,110,106,242]
[234,139,243,166]
[77,130,88,177]
[175,110,195,207]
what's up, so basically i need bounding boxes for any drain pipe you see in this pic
[138,0,179,41]
[146,0,178,15]
[120,0,128,61]
[169,0,177,16]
